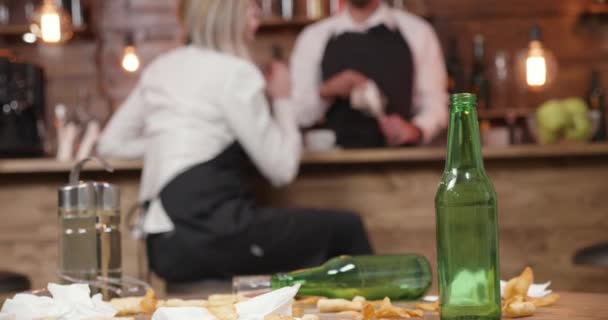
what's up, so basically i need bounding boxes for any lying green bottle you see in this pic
[234,254,432,300]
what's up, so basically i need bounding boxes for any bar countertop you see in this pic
[0,143,608,174]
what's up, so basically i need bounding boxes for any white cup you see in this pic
[305,129,337,152]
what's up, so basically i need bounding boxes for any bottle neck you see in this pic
[445,104,485,171]
[232,275,272,296]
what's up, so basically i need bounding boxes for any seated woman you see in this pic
[97,0,372,282]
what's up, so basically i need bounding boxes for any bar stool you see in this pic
[0,271,31,294]
[573,242,608,267]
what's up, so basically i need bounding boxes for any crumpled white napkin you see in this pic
[236,285,300,320]
[1,283,117,320]
[500,280,553,298]
[151,284,301,320]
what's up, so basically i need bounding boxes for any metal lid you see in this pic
[93,181,120,211]
[58,157,116,211]
[58,182,96,211]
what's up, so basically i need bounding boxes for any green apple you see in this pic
[537,100,568,132]
[565,114,592,141]
[562,97,588,116]
[538,126,559,144]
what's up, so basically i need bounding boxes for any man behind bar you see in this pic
[290,0,448,148]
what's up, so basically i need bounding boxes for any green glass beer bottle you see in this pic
[435,93,501,320]
[233,255,432,300]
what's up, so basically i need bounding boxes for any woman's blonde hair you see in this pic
[179,0,250,58]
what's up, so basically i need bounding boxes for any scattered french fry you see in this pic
[264,314,295,320]
[337,310,364,320]
[414,301,439,312]
[292,306,305,318]
[209,304,239,320]
[317,298,363,312]
[302,315,320,320]
[503,295,536,318]
[362,303,376,320]
[375,297,410,318]
[140,289,158,314]
[353,296,367,304]
[156,298,208,308]
[294,296,323,306]
[531,293,560,307]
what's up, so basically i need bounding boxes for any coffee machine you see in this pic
[0,57,46,157]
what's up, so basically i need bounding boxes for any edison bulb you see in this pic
[526,41,548,87]
[121,46,140,73]
[31,0,73,43]
[515,28,558,92]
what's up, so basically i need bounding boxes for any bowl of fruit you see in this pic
[527,97,601,144]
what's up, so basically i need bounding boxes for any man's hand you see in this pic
[320,70,368,100]
[378,114,423,146]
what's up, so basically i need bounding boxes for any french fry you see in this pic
[503,295,536,318]
[362,303,376,320]
[504,267,534,300]
[264,314,295,320]
[294,296,323,306]
[140,289,157,314]
[376,297,410,318]
[414,302,439,312]
[353,296,367,304]
[530,293,560,307]
[302,315,320,320]
[156,298,208,308]
[292,306,305,318]
[404,309,424,318]
[110,297,146,316]
[209,304,239,320]
[337,310,364,320]
[317,298,363,312]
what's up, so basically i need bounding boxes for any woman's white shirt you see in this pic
[97,46,302,234]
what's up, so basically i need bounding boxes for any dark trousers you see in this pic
[147,208,372,282]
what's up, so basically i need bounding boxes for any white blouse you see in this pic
[97,46,302,234]
[290,4,448,143]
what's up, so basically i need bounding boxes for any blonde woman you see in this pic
[97,0,371,282]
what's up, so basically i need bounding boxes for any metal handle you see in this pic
[69,157,114,185]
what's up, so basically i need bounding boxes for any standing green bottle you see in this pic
[435,93,501,320]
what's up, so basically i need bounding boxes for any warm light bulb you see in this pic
[121,46,140,73]
[41,11,61,43]
[31,0,73,43]
[526,58,547,87]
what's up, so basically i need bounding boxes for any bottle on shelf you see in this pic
[233,254,433,300]
[435,93,501,320]
[588,70,606,142]
[446,37,465,94]
[470,34,491,110]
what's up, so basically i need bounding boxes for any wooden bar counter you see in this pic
[0,143,607,292]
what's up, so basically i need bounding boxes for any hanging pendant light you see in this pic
[515,25,558,92]
[30,0,74,43]
[121,33,141,73]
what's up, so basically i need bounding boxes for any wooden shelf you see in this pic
[477,108,535,120]
[0,24,88,36]
[260,17,322,29]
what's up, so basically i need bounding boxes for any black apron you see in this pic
[146,143,372,282]
[321,24,415,148]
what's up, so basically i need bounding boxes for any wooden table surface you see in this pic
[519,292,608,320]
[411,292,608,320]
